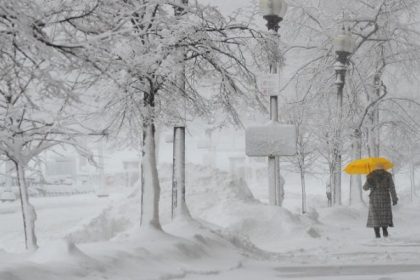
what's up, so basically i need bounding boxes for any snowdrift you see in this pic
[63,164,322,255]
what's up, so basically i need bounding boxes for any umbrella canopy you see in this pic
[344,157,394,175]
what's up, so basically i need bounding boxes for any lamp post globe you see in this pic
[260,0,288,31]
[333,26,354,86]
[334,27,354,61]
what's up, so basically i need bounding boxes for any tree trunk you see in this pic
[297,136,306,213]
[367,115,380,158]
[15,161,38,250]
[276,158,284,206]
[335,153,342,205]
[410,160,415,201]
[368,75,381,157]
[331,145,342,205]
[329,161,335,206]
[374,105,380,157]
[154,128,161,166]
[300,168,307,214]
[140,122,162,230]
[349,129,365,206]
[140,87,162,231]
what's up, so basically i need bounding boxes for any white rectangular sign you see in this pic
[258,73,280,96]
[245,123,297,157]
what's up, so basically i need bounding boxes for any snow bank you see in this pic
[62,164,323,255]
[75,222,245,280]
[65,205,133,243]
[0,241,101,280]
[165,164,322,252]
[30,239,92,264]
[0,224,244,280]
[57,162,324,264]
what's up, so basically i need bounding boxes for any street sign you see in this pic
[258,73,280,96]
[245,123,297,157]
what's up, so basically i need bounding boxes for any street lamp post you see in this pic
[332,26,353,205]
[260,0,287,206]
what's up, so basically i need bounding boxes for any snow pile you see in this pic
[82,222,245,280]
[62,164,323,255]
[165,214,271,261]
[65,204,133,243]
[30,239,93,265]
[0,223,245,280]
[170,165,322,252]
[198,197,323,252]
[0,240,101,280]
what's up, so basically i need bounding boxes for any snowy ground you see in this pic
[1,164,420,279]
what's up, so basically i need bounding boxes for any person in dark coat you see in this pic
[363,163,398,238]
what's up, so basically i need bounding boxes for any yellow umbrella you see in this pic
[344,157,394,175]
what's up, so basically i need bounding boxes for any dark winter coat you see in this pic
[363,169,398,228]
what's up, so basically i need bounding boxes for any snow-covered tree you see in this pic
[282,85,319,213]
[44,0,264,231]
[0,0,99,249]
[279,0,420,206]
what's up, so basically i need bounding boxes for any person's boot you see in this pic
[374,227,381,238]
[382,227,388,238]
